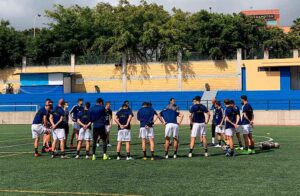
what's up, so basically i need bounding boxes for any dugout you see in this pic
[15,72,73,94]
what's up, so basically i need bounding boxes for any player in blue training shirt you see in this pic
[231,100,244,150]
[75,102,92,159]
[62,101,69,149]
[160,108,184,159]
[240,95,255,154]
[224,99,240,157]
[42,99,53,153]
[69,98,84,148]
[137,102,162,161]
[90,98,110,161]
[50,99,69,159]
[214,101,226,148]
[115,104,133,160]
[31,103,52,157]
[188,96,211,158]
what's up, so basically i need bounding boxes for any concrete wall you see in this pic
[2,110,299,126]
[242,58,300,91]
[1,60,239,93]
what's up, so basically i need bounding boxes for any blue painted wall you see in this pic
[280,68,291,91]
[241,67,246,91]
[20,74,49,86]
[0,91,203,111]
[19,85,64,95]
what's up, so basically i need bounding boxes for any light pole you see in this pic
[33,14,41,38]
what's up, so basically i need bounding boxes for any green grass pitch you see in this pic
[0,124,299,196]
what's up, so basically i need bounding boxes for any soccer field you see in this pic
[0,125,299,196]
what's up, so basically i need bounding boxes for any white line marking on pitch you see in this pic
[0,142,32,149]
[0,138,31,143]
[0,189,141,196]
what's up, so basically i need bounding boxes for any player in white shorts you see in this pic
[137,102,162,160]
[50,99,69,159]
[224,99,240,157]
[31,104,51,157]
[231,101,244,150]
[188,96,210,158]
[75,102,92,159]
[214,101,226,148]
[240,95,255,155]
[69,98,84,148]
[160,108,184,159]
[115,104,133,160]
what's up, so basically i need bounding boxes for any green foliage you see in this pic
[0,20,25,68]
[1,0,300,66]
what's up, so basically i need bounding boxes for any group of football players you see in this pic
[31,95,254,160]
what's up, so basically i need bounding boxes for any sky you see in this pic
[0,0,299,30]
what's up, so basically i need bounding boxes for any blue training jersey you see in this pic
[225,106,237,129]
[32,107,48,124]
[241,103,254,125]
[51,106,65,128]
[90,105,106,128]
[189,104,208,123]
[234,105,241,125]
[137,107,157,128]
[70,105,84,122]
[116,109,132,130]
[160,109,179,124]
[214,107,224,125]
[78,110,92,129]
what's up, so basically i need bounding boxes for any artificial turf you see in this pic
[0,124,298,196]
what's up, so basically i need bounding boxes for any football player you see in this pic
[75,102,92,159]
[160,108,184,159]
[90,98,110,161]
[115,104,133,160]
[188,96,211,158]
[50,99,69,159]
[69,98,84,148]
[137,102,161,160]
[224,99,240,157]
[31,103,51,157]
[240,95,255,154]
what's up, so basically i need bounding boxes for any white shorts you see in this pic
[240,124,253,135]
[165,123,179,138]
[105,125,111,133]
[73,122,80,130]
[117,129,131,142]
[31,124,46,139]
[52,128,65,141]
[235,125,242,133]
[215,125,225,134]
[78,128,92,141]
[225,128,235,137]
[191,123,206,137]
[139,127,154,139]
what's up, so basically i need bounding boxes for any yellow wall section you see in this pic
[182,60,239,90]
[0,67,22,93]
[2,58,297,92]
[242,60,280,90]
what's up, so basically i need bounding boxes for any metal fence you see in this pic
[1,99,300,112]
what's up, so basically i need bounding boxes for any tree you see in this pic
[0,20,25,68]
[263,27,291,58]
